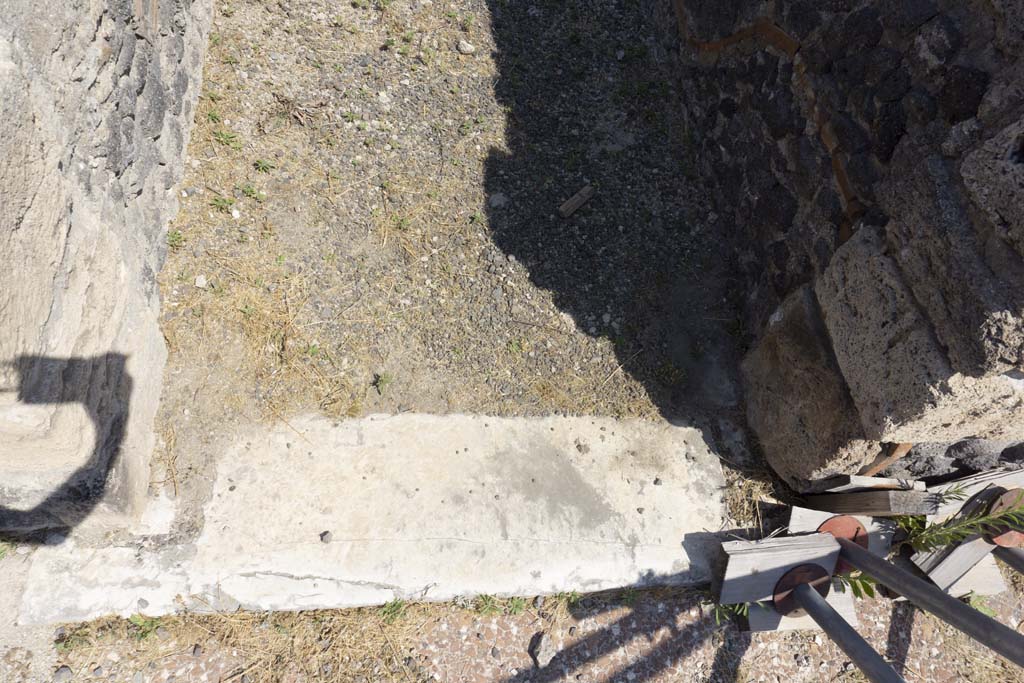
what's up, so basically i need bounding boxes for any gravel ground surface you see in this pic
[156,0,740,433]
[32,583,1024,683]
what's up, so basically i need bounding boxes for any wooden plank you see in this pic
[788,507,896,557]
[718,534,839,604]
[912,484,1004,590]
[557,184,594,218]
[858,442,914,477]
[929,468,1024,521]
[745,581,857,632]
[948,554,1007,598]
[804,490,937,516]
[800,474,924,495]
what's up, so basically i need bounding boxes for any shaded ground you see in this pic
[29,583,1024,683]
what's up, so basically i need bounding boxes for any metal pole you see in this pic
[837,537,1024,667]
[793,583,905,683]
[993,546,1024,575]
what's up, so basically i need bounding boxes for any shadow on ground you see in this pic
[483,0,744,424]
[503,588,751,683]
[0,354,131,541]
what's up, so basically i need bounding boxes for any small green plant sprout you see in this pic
[506,597,527,615]
[207,110,222,123]
[210,196,235,213]
[253,158,275,173]
[506,338,524,354]
[372,372,393,395]
[205,90,223,103]
[474,594,500,616]
[304,343,320,356]
[711,602,748,625]
[835,571,877,599]
[620,587,639,606]
[213,130,242,150]
[554,590,582,607]
[965,592,997,617]
[0,541,11,560]
[166,230,185,249]
[222,54,239,65]
[127,614,162,640]
[238,184,265,201]
[379,599,406,623]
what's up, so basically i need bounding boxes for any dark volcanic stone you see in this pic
[843,7,884,53]
[833,54,868,89]
[865,47,903,84]
[755,184,798,237]
[883,0,938,35]
[776,0,822,40]
[830,112,870,152]
[681,0,742,41]
[915,14,962,67]
[876,67,912,102]
[845,152,880,197]
[759,88,804,139]
[902,87,937,126]
[938,65,990,123]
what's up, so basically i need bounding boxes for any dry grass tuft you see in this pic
[58,607,434,683]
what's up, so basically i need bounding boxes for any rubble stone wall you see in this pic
[0,0,211,529]
[667,0,1024,486]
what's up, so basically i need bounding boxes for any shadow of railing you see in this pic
[0,353,131,541]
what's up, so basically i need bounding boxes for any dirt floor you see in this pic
[28,582,1024,683]
[155,0,740,436]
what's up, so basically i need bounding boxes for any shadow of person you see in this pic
[483,0,744,423]
[0,353,131,541]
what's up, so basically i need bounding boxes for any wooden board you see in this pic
[949,554,1007,598]
[718,534,839,604]
[928,468,1024,521]
[912,484,1004,590]
[804,490,937,516]
[858,442,913,477]
[800,475,924,495]
[557,184,594,217]
[787,507,896,557]
[745,580,858,632]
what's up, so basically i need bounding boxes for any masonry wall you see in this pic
[667,0,1024,486]
[0,0,211,529]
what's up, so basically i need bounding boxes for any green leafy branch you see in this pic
[899,491,1024,553]
[835,571,877,599]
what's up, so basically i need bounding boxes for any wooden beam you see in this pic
[745,581,857,632]
[929,468,1024,521]
[911,484,1005,590]
[948,554,1007,598]
[799,474,924,495]
[788,506,896,557]
[717,534,839,604]
[803,490,936,516]
[858,442,913,477]
[557,184,594,218]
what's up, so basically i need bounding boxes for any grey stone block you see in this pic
[816,226,1024,442]
[741,286,882,487]
[0,0,212,531]
[876,136,1024,376]
[961,115,1024,260]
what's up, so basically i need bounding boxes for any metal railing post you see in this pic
[836,537,1024,667]
[792,584,905,683]
[993,546,1024,575]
